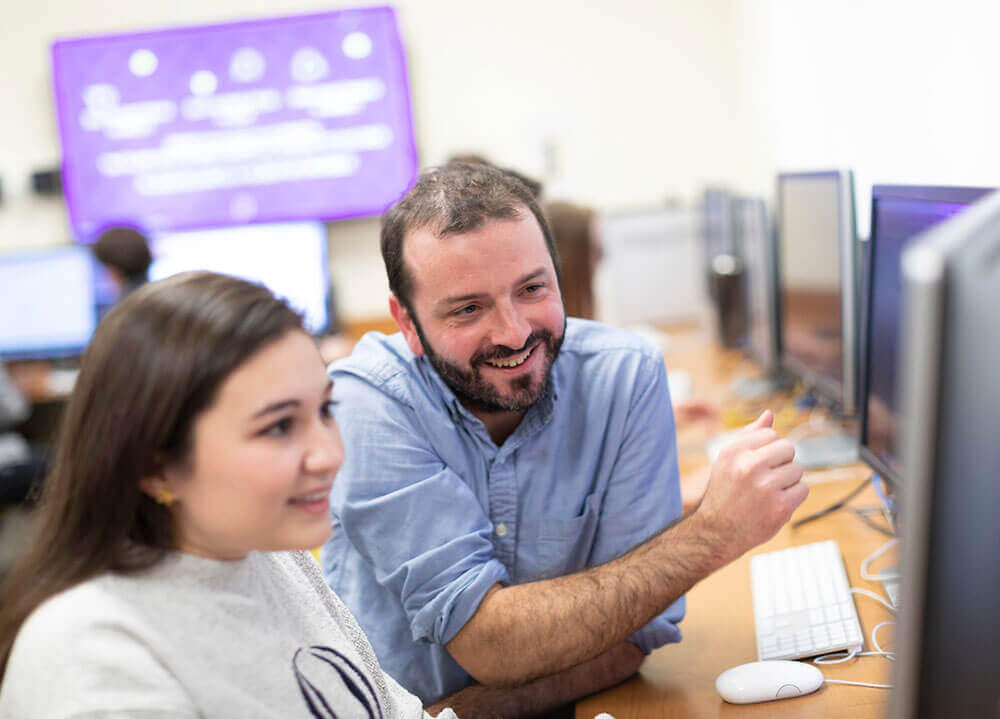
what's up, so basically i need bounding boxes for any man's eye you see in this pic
[263,417,293,436]
[524,284,543,294]
[456,305,479,316]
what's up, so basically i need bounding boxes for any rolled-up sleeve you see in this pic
[588,354,686,654]
[331,372,510,646]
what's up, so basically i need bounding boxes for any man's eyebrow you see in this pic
[436,268,548,308]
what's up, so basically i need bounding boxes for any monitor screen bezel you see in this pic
[775,169,858,414]
[857,184,994,486]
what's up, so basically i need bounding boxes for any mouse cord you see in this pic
[812,592,896,689]
[860,538,899,582]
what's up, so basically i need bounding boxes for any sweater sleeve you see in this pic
[0,588,197,718]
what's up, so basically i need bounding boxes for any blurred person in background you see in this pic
[0,363,45,509]
[91,226,153,300]
[543,201,600,320]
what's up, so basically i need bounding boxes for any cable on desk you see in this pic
[811,586,896,689]
[851,587,895,613]
[871,621,895,659]
[824,678,893,689]
[851,507,895,537]
[790,478,872,530]
[860,538,899,582]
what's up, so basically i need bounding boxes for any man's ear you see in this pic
[389,293,425,357]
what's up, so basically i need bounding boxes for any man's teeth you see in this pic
[486,346,533,368]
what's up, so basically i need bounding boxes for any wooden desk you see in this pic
[576,328,895,719]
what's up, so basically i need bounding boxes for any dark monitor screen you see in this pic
[776,170,857,411]
[859,186,992,484]
[0,246,98,360]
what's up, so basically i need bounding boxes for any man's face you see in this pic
[395,210,566,414]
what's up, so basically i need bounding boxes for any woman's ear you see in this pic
[140,456,181,507]
[139,474,177,507]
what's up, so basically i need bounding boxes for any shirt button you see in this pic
[495,523,508,537]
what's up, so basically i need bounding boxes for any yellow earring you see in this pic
[153,487,176,507]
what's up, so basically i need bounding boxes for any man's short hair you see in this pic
[381,162,559,312]
[92,227,152,282]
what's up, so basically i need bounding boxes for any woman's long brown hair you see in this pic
[0,272,304,676]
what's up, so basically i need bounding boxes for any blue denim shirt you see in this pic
[322,318,685,703]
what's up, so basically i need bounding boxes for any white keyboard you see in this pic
[750,540,864,661]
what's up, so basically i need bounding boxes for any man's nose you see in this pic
[490,300,532,351]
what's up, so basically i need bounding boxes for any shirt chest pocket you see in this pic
[513,493,602,584]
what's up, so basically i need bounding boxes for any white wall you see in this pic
[0,0,743,320]
[731,0,998,233]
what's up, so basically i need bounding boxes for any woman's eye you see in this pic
[263,417,293,436]
[320,399,338,419]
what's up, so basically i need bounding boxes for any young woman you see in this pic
[0,272,457,718]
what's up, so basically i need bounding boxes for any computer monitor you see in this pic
[890,188,1000,719]
[776,170,859,414]
[734,196,780,374]
[148,222,330,333]
[858,186,992,486]
[51,7,418,237]
[0,246,98,360]
[700,188,736,272]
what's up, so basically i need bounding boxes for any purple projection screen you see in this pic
[51,6,418,239]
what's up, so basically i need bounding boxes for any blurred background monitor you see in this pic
[148,222,330,333]
[700,187,736,272]
[858,185,992,486]
[594,207,706,328]
[891,189,1000,719]
[700,188,748,347]
[52,7,418,237]
[0,246,97,360]
[776,170,859,414]
[734,196,780,373]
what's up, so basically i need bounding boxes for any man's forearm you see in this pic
[427,641,644,719]
[447,511,731,686]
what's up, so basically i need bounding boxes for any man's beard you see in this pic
[412,317,565,414]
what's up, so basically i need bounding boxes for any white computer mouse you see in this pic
[715,660,824,704]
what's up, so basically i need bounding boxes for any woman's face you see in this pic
[158,330,342,560]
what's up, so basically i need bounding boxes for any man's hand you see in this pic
[693,410,807,564]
